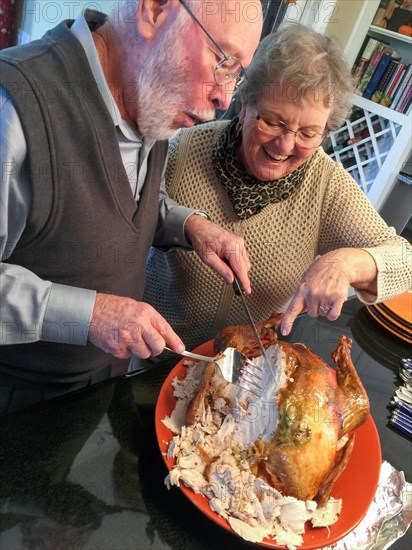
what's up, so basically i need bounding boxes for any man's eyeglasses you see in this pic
[256,113,325,149]
[178,0,246,88]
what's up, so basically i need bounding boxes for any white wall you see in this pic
[19,0,112,41]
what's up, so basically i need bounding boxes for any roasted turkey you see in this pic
[186,314,370,506]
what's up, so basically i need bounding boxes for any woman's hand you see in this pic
[184,214,252,294]
[280,248,378,335]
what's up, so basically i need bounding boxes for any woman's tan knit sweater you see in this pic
[143,121,411,353]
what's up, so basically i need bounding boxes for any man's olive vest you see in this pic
[0,14,167,383]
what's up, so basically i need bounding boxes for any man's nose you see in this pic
[209,81,236,111]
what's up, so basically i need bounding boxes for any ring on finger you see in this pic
[319,305,332,314]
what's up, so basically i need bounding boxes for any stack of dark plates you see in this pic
[366,290,412,345]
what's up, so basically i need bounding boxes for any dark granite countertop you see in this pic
[1,301,411,549]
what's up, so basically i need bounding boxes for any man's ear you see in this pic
[137,0,170,40]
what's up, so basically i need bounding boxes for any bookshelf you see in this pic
[325,1,411,216]
[368,24,412,65]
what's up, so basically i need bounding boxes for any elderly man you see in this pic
[0,0,262,407]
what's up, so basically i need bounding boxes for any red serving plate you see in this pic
[155,340,381,549]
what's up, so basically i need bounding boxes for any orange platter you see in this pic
[155,340,381,550]
[379,290,412,326]
[366,291,412,345]
[373,302,412,332]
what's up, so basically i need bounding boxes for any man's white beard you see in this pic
[136,69,188,140]
[135,28,215,140]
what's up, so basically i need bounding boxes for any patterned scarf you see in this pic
[213,117,308,219]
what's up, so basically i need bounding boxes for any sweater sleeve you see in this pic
[318,160,411,304]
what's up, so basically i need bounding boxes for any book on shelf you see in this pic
[397,83,412,113]
[371,60,399,102]
[352,36,380,87]
[365,58,399,103]
[380,63,407,106]
[363,53,393,99]
[401,89,412,114]
[356,43,394,95]
[391,64,412,110]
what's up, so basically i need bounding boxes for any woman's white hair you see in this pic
[239,23,355,130]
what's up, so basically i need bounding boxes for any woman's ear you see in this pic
[137,0,169,40]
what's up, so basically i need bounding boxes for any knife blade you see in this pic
[232,276,269,364]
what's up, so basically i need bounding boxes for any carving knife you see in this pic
[232,276,270,365]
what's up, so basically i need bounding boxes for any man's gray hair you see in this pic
[239,23,354,130]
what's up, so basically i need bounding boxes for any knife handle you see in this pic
[232,275,245,296]
[222,258,245,296]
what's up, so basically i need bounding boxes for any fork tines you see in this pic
[239,359,263,396]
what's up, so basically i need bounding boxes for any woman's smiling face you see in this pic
[237,85,331,181]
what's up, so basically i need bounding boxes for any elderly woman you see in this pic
[143,23,411,362]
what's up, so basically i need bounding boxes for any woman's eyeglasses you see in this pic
[179,0,246,89]
[256,113,325,149]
